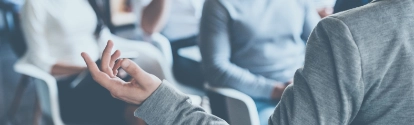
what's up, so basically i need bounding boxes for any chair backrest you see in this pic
[13,60,64,125]
[128,40,204,96]
[8,13,26,57]
[0,9,7,33]
[207,87,260,125]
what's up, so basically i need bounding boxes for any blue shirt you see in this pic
[199,0,320,99]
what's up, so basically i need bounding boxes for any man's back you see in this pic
[270,0,414,124]
[335,0,414,124]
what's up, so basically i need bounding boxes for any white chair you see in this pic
[178,46,260,125]
[14,59,64,125]
[206,85,260,125]
[13,33,203,125]
[134,33,205,97]
[13,40,142,125]
[149,33,173,68]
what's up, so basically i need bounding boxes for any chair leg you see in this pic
[33,93,42,125]
[4,75,30,124]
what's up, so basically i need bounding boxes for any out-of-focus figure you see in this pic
[198,0,320,124]
[313,0,336,17]
[133,0,206,89]
[20,0,160,124]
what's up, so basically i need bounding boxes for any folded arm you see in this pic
[199,0,281,100]
[21,0,56,73]
[139,0,171,34]
[21,0,85,75]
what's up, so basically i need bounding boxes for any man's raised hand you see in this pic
[81,40,162,105]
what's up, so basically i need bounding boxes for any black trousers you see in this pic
[57,61,127,125]
[171,36,204,89]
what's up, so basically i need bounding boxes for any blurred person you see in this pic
[20,0,161,124]
[334,0,371,13]
[198,0,319,124]
[133,0,205,89]
[313,0,336,17]
[84,0,414,124]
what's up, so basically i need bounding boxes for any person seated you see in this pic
[133,0,206,89]
[83,0,414,124]
[198,0,319,124]
[313,0,336,17]
[20,0,162,124]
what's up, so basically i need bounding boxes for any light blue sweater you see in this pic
[199,0,320,99]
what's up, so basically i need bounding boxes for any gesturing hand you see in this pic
[81,40,162,105]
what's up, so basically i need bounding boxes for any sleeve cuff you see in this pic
[254,77,287,100]
[43,59,57,74]
[262,79,279,100]
[134,80,191,122]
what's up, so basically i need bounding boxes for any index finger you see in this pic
[82,52,119,90]
[81,52,101,75]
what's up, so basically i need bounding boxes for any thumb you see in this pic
[121,59,146,80]
[121,59,162,87]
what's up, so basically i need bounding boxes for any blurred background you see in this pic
[0,0,370,125]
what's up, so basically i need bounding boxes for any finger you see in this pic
[120,59,147,84]
[82,52,111,84]
[81,52,101,75]
[114,70,118,77]
[113,58,123,76]
[101,40,114,76]
[110,50,121,68]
